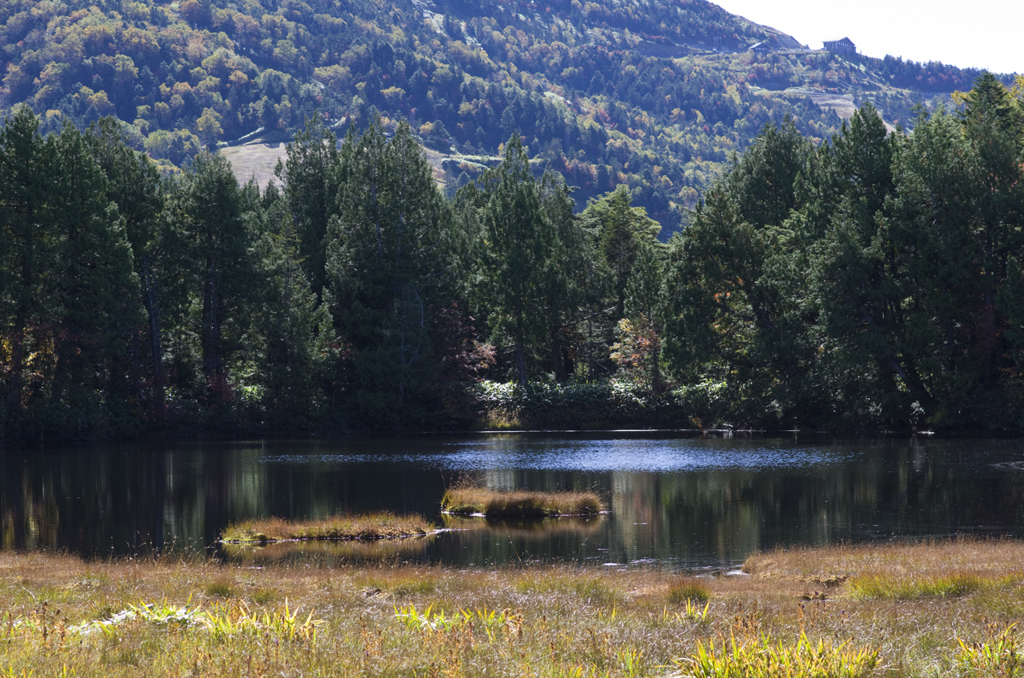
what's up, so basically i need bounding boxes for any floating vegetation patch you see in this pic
[221,512,433,544]
[441,487,605,519]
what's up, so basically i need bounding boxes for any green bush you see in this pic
[473,379,731,428]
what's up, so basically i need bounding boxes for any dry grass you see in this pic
[220,512,432,543]
[218,142,286,189]
[2,538,1024,676]
[441,486,605,518]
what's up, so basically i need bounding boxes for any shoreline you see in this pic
[3,538,1023,676]
[4,426,1022,449]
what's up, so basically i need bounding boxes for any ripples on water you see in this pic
[259,440,856,471]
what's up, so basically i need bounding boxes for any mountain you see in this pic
[0,0,1001,236]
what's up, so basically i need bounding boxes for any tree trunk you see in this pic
[650,313,663,393]
[515,343,527,387]
[201,257,220,380]
[982,235,996,386]
[6,311,26,410]
[550,322,566,383]
[141,256,164,414]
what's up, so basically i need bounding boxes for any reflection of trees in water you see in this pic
[441,514,605,536]
[3,439,1024,562]
[220,534,436,566]
[1,465,61,549]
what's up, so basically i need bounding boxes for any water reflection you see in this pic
[220,534,437,565]
[2,435,1023,568]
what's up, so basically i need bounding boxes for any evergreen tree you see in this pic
[0,108,57,422]
[875,91,1024,425]
[537,172,594,382]
[168,152,255,399]
[663,121,813,424]
[620,240,666,391]
[474,135,552,386]
[276,114,341,299]
[959,73,1024,390]
[326,119,461,425]
[249,199,335,430]
[802,104,904,424]
[580,185,661,321]
[86,117,167,413]
[49,122,141,409]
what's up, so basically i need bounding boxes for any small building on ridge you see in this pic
[823,37,856,54]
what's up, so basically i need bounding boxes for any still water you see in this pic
[2,434,1023,569]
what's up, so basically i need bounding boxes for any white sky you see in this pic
[711,0,1024,75]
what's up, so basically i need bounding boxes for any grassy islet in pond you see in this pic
[441,486,605,518]
[221,511,432,543]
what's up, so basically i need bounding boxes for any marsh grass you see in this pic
[204,580,234,597]
[848,571,994,600]
[441,486,605,518]
[220,511,432,543]
[676,632,879,677]
[956,623,1024,677]
[668,578,712,605]
[4,539,1024,676]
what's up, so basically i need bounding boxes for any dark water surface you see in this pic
[3,433,1023,569]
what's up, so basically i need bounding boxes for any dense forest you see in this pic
[2,72,1023,439]
[0,0,1002,235]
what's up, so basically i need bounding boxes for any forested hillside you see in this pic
[2,72,1023,439]
[0,0,1001,234]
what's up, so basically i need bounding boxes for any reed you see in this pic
[220,511,432,543]
[441,486,605,518]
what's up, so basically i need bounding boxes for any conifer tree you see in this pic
[537,172,593,382]
[326,119,460,425]
[49,122,141,407]
[803,104,905,423]
[168,152,254,397]
[621,240,665,391]
[580,185,661,322]
[86,117,167,412]
[476,135,552,386]
[250,199,335,429]
[0,108,57,419]
[276,114,341,300]
[664,121,812,422]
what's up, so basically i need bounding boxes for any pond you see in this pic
[2,433,1023,570]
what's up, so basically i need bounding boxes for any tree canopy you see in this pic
[2,72,1023,439]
